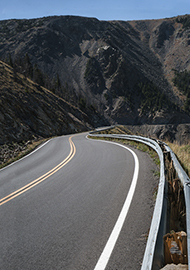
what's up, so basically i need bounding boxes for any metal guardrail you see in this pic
[89,131,190,269]
[164,144,190,269]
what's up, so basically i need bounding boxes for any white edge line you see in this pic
[87,136,139,270]
[0,139,51,172]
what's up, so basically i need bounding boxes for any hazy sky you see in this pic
[0,0,190,21]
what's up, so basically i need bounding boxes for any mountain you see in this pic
[1,15,190,130]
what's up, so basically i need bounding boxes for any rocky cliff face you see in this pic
[0,15,190,129]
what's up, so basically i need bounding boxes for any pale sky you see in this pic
[0,0,190,21]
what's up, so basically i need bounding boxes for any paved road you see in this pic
[0,133,158,269]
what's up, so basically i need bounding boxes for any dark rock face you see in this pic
[0,15,190,128]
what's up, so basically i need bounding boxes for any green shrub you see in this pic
[79,97,86,108]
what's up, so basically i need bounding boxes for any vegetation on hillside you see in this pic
[137,82,177,114]
[176,15,190,29]
[4,54,102,118]
[0,60,92,145]
[4,54,83,109]
[7,53,61,91]
[172,69,190,112]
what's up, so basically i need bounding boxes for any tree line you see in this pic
[137,81,178,114]
[172,69,190,112]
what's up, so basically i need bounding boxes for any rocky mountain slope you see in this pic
[1,15,190,134]
[0,60,96,144]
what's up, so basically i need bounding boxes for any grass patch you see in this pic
[152,169,160,177]
[166,141,190,177]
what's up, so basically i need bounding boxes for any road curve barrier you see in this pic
[164,143,190,269]
[88,130,190,270]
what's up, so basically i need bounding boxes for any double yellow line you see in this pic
[0,136,76,206]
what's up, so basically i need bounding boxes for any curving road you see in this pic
[0,132,158,269]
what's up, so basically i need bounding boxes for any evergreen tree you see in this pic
[24,53,33,79]
[33,63,44,86]
[56,73,61,90]
[8,53,13,67]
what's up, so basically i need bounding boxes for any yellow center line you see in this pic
[0,136,76,206]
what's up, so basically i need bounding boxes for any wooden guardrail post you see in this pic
[163,231,188,265]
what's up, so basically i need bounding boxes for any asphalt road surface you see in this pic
[0,133,159,269]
